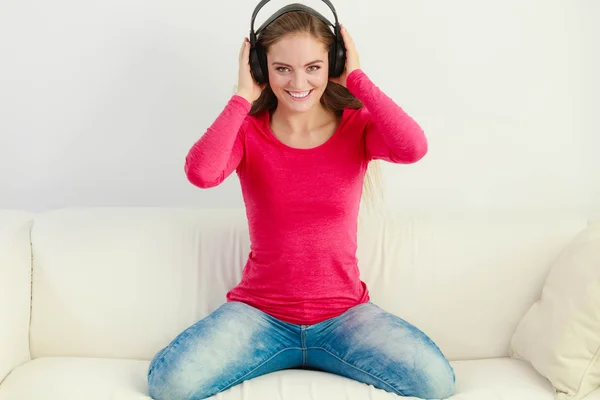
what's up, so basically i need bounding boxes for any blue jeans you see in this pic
[147,301,455,400]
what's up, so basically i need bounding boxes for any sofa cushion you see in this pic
[509,222,600,400]
[0,210,33,383]
[0,358,149,400]
[0,357,562,400]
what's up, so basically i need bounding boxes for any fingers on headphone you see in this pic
[240,37,250,61]
[340,24,352,43]
[239,38,246,58]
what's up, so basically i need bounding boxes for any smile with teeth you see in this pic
[285,89,313,100]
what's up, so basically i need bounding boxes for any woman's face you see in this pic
[266,33,330,114]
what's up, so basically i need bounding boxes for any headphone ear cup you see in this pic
[328,42,337,77]
[256,43,269,84]
[249,45,265,84]
[329,26,346,77]
[336,37,346,76]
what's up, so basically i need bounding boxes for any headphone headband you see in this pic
[250,0,340,40]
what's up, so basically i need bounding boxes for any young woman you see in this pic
[147,5,455,400]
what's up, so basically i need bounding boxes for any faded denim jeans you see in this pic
[147,301,455,400]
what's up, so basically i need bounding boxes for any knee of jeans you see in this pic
[148,366,197,400]
[147,350,188,400]
[147,353,214,400]
[147,352,169,400]
[422,359,456,400]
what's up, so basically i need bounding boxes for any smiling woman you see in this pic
[148,2,448,400]
[265,33,330,112]
[272,59,322,100]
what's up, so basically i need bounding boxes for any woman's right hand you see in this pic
[236,37,265,103]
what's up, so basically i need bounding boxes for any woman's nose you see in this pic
[290,72,306,89]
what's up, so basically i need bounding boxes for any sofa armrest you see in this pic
[0,211,33,383]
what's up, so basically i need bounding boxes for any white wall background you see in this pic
[0,0,598,213]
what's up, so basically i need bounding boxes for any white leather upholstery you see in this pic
[0,357,558,400]
[356,210,588,361]
[0,211,33,383]
[28,208,588,361]
[29,208,251,360]
[1,206,599,399]
[3,357,599,400]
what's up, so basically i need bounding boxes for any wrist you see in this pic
[235,90,253,104]
[346,68,364,93]
[347,68,362,79]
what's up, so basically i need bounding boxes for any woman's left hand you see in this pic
[329,24,360,88]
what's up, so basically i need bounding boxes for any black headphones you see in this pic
[249,0,346,84]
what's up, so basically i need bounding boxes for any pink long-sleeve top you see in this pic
[185,69,427,325]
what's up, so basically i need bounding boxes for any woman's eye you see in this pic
[276,67,290,72]
[307,66,320,72]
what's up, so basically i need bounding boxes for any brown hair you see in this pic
[249,10,384,212]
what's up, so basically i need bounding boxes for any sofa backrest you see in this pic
[0,211,33,383]
[27,207,589,361]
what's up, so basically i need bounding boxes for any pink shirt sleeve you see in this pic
[346,69,428,163]
[184,95,251,188]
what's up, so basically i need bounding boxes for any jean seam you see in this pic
[215,347,304,395]
[306,346,406,396]
[301,327,307,366]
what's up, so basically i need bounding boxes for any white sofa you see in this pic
[0,206,599,400]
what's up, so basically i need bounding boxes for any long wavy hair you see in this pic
[249,10,383,211]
